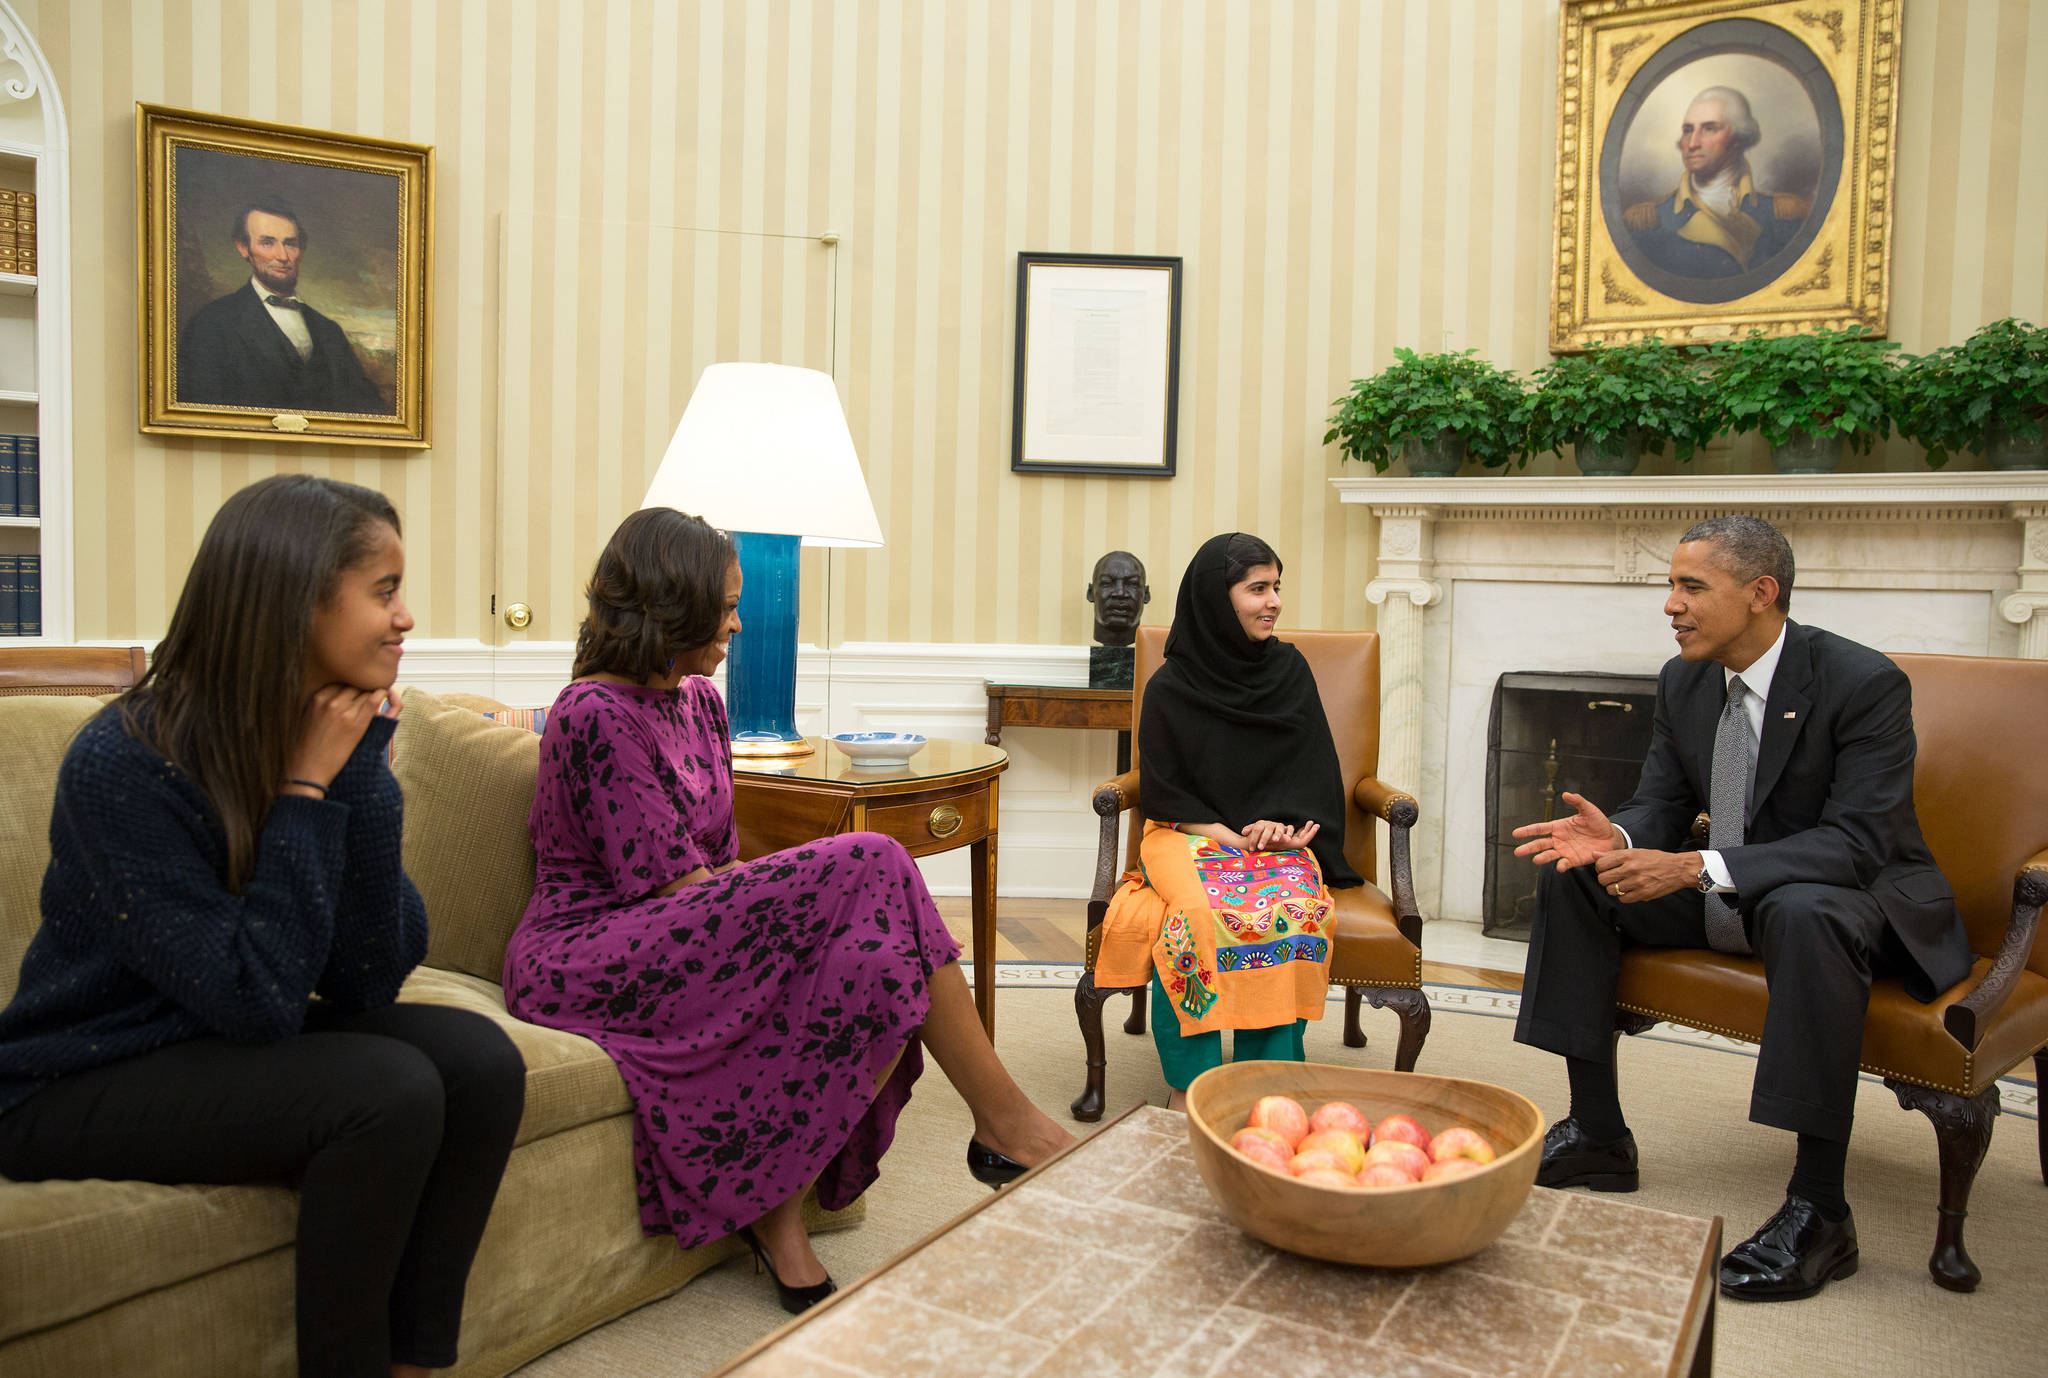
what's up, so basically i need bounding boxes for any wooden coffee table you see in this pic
[713,1105,1722,1377]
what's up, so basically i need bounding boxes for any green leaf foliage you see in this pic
[1704,326,1899,455]
[1324,347,1529,471]
[1888,318,2048,469]
[1514,338,1720,463]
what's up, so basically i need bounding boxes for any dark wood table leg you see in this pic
[985,696,1003,747]
[1115,729,1131,776]
[970,830,997,1039]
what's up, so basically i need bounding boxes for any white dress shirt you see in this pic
[252,278,315,361]
[1616,621,1788,893]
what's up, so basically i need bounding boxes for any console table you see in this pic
[731,739,1008,1038]
[983,682,1133,773]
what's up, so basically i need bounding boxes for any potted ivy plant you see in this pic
[1707,326,1899,474]
[1516,338,1719,476]
[1324,347,1527,475]
[1890,318,2048,470]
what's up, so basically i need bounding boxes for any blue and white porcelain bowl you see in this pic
[828,732,928,768]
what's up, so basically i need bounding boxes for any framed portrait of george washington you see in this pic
[137,104,433,446]
[1550,0,1901,351]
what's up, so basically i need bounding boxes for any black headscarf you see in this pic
[1138,533,1361,888]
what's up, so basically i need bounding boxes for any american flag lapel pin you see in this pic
[1783,711,1797,719]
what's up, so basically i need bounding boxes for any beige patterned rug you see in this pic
[515,972,2045,1378]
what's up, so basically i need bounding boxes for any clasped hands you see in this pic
[1509,790,1697,903]
[1187,819,1319,851]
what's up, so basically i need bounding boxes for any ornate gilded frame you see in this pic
[137,104,433,446]
[1551,0,1900,350]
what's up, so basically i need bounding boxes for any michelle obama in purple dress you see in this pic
[505,508,1071,1313]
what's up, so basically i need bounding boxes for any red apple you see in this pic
[1361,1140,1431,1181]
[1286,1148,1345,1177]
[1428,1126,1497,1165]
[1247,1095,1311,1149]
[1374,1113,1432,1152]
[1356,1164,1417,1189]
[1422,1157,1486,1183]
[1294,1167,1362,1190]
[1229,1129,1294,1173]
[1308,1100,1374,1139]
[1296,1128,1368,1175]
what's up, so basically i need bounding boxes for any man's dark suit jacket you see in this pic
[177,284,388,415]
[1610,620,1973,1002]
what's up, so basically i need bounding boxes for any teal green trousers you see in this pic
[1150,971,1308,1090]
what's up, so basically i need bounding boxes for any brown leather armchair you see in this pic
[0,646,147,697]
[1071,627,1427,1121]
[1613,651,2048,1292]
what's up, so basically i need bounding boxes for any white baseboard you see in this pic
[392,638,1121,900]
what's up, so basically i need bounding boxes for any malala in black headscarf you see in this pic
[1138,532,1362,889]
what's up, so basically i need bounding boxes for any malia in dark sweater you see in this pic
[0,475,525,1378]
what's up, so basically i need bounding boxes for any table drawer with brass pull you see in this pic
[865,790,991,855]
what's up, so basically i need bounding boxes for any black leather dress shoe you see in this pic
[1535,1117,1640,1192]
[736,1225,837,1315]
[966,1138,1030,1189]
[1719,1195,1859,1302]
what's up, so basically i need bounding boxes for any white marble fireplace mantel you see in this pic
[1330,471,2048,922]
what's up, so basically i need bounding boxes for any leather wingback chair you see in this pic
[1071,627,1427,1120]
[0,646,147,697]
[1613,651,2048,1292]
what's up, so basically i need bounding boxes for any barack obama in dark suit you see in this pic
[1510,515,1971,1303]
[177,202,388,416]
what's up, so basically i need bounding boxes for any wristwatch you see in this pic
[1695,863,1716,893]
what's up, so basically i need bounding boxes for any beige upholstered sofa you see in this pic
[0,687,858,1376]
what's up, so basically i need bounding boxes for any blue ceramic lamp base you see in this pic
[727,531,812,757]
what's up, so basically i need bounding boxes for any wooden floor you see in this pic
[933,895,1524,992]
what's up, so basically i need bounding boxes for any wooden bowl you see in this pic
[1185,1060,1545,1267]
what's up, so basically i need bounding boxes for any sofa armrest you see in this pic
[1943,845,2048,1051]
[1353,776,1423,950]
[1086,770,1142,926]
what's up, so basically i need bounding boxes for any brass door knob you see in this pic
[927,805,963,839]
[504,602,533,630]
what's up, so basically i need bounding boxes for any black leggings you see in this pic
[0,1002,525,1377]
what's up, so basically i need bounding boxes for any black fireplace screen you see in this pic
[1482,671,1658,940]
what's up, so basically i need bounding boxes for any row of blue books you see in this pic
[0,435,39,518]
[0,553,41,636]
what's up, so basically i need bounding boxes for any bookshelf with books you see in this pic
[0,1,71,641]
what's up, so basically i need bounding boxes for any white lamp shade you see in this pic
[642,362,885,548]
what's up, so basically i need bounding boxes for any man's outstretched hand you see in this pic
[1511,792,1623,872]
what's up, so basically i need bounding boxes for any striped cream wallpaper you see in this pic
[23,0,2048,647]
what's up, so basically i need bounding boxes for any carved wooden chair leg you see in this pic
[2037,1050,2047,1186]
[1886,1078,2000,1292]
[1364,988,1431,1071]
[1071,971,1118,1122]
[1124,987,1147,1036]
[1343,986,1368,1048]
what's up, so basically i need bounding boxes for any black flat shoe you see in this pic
[1720,1195,1859,1302]
[967,1138,1030,1189]
[1536,1117,1640,1192]
[736,1224,837,1315]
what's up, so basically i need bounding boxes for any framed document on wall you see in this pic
[1011,252,1182,477]
[1550,0,1900,350]
[138,104,433,447]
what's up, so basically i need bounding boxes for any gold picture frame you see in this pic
[1550,0,1900,351]
[137,104,433,447]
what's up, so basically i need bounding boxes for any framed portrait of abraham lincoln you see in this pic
[1550,0,1901,351]
[137,104,433,447]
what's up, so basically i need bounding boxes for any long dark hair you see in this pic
[121,475,402,892]
[572,508,737,682]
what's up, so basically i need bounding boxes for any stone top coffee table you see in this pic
[714,1106,1722,1378]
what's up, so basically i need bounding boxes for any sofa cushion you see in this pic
[400,967,631,1147]
[390,687,542,984]
[0,695,105,1006]
[0,1173,296,1345]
